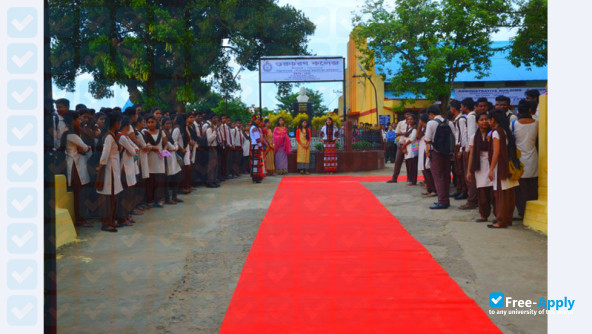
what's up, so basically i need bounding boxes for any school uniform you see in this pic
[231,127,243,177]
[65,133,91,224]
[453,114,468,195]
[491,128,519,226]
[196,122,209,184]
[512,119,539,218]
[205,124,219,185]
[418,127,435,194]
[470,133,495,219]
[424,116,456,206]
[390,121,408,181]
[97,133,123,228]
[142,129,166,205]
[403,128,418,184]
[173,127,191,191]
[165,133,182,201]
[463,111,478,207]
[134,128,149,208]
[118,134,138,222]
[241,130,251,173]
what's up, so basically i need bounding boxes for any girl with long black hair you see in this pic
[487,109,519,228]
[142,114,167,208]
[296,119,311,174]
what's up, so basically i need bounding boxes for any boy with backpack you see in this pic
[424,105,456,209]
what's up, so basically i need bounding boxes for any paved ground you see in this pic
[56,163,546,333]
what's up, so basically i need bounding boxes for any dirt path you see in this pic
[56,164,546,333]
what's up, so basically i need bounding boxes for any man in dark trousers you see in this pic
[386,111,411,183]
[424,105,456,209]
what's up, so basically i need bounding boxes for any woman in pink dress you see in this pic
[273,117,291,175]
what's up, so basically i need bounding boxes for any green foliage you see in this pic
[267,110,293,129]
[48,0,316,109]
[212,96,252,123]
[292,113,309,129]
[311,113,342,131]
[352,140,372,151]
[508,0,547,68]
[276,88,329,117]
[354,0,511,109]
[314,143,324,152]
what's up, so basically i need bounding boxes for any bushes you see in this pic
[267,110,293,129]
[292,113,309,129]
[352,140,372,151]
[311,113,341,131]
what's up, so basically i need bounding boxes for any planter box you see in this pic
[287,150,384,173]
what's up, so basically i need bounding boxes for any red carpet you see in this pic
[221,176,500,333]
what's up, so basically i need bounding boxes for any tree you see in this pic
[507,0,547,68]
[48,0,315,109]
[212,96,251,123]
[353,0,510,109]
[189,92,223,112]
[276,88,328,117]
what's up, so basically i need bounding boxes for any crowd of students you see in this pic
[384,90,541,228]
[52,99,344,232]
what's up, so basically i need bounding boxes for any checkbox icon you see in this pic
[8,188,37,218]
[7,80,37,110]
[8,224,37,254]
[8,44,37,74]
[8,260,37,290]
[7,295,37,326]
[489,292,504,308]
[8,7,38,38]
[8,152,37,182]
[8,116,37,146]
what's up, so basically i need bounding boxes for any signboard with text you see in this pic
[260,57,345,83]
[454,87,547,105]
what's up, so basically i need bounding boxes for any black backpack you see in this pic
[432,119,455,155]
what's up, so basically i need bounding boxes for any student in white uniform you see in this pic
[512,99,539,219]
[451,100,468,199]
[117,116,139,226]
[417,112,436,196]
[401,114,418,185]
[62,111,92,227]
[231,119,244,177]
[241,123,251,174]
[142,114,167,208]
[162,117,183,204]
[460,98,478,209]
[96,112,123,232]
[205,115,220,188]
[133,116,151,211]
[467,112,495,222]
[487,110,519,228]
[173,113,192,194]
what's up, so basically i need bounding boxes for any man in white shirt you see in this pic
[224,117,237,178]
[451,100,468,200]
[459,98,479,209]
[230,119,243,177]
[495,95,517,122]
[386,111,412,183]
[205,115,220,188]
[250,116,264,183]
[424,105,455,209]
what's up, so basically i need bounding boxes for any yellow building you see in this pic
[340,30,547,127]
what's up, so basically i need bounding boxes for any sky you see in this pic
[53,0,515,111]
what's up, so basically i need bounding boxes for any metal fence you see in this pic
[290,137,345,152]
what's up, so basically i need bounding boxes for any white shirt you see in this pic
[453,114,468,151]
[466,111,477,151]
[469,133,493,189]
[119,135,138,187]
[404,128,418,160]
[250,125,261,146]
[54,114,67,149]
[395,119,407,135]
[241,131,250,156]
[135,129,150,179]
[424,115,455,145]
[165,139,182,175]
[65,133,91,186]
[143,129,166,174]
[206,126,218,147]
[231,127,242,147]
[512,120,539,178]
[97,134,123,195]
[320,125,339,141]
[507,111,518,123]
[172,127,191,166]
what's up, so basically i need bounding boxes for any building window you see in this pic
[463,82,485,88]
[505,81,527,87]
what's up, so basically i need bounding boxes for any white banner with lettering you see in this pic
[454,88,547,105]
[260,57,344,83]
